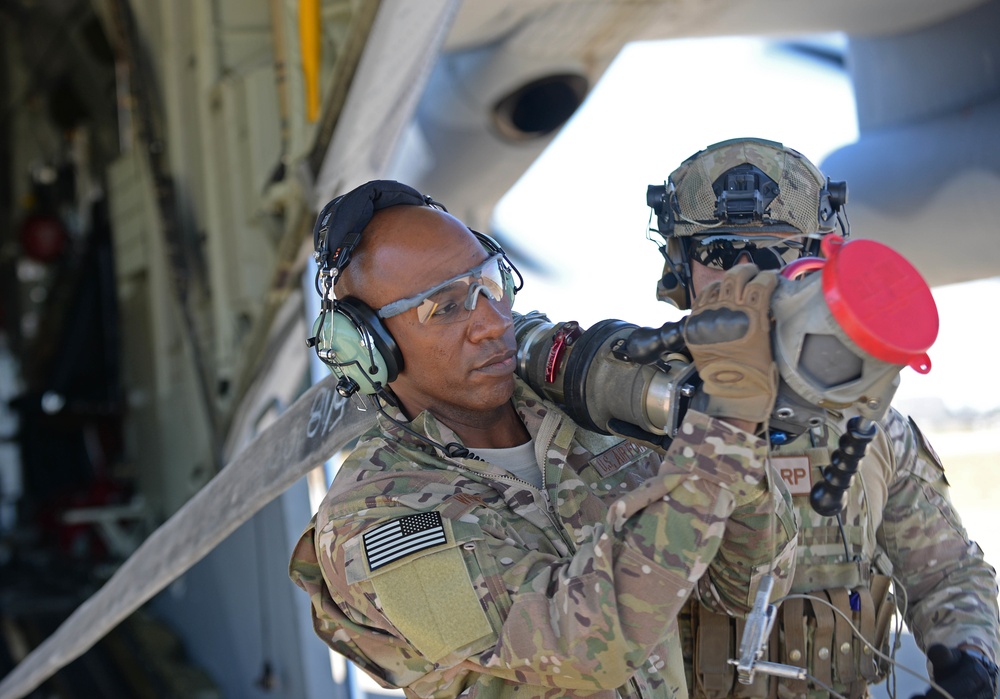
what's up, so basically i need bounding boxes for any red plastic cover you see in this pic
[820,235,938,373]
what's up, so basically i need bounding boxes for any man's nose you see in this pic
[734,250,755,265]
[467,290,511,339]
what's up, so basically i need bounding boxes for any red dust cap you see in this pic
[820,235,938,373]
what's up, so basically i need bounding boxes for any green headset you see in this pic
[307,180,519,398]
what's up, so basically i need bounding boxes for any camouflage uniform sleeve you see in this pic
[476,410,795,688]
[694,447,798,616]
[877,409,1000,662]
[612,408,797,613]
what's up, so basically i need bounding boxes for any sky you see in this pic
[495,36,1000,415]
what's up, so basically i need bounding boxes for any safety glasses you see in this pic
[687,236,807,271]
[377,254,514,325]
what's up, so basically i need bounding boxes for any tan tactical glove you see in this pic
[683,265,780,426]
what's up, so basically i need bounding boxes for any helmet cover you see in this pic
[652,137,842,309]
[665,137,836,238]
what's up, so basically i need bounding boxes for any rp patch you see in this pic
[773,455,812,496]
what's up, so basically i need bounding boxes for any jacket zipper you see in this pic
[453,457,573,552]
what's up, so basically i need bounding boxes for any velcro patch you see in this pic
[909,417,945,472]
[773,455,812,496]
[363,511,447,571]
[592,440,645,478]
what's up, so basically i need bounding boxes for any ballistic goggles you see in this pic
[686,235,808,271]
[377,254,514,325]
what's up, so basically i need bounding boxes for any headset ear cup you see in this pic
[656,270,689,310]
[314,298,402,394]
[345,298,402,383]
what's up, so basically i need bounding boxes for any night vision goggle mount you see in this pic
[646,167,849,235]
[714,163,779,223]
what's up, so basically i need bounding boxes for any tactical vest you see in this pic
[687,422,897,699]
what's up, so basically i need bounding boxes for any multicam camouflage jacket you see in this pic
[290,377,798,698]
[683,406,1000,699]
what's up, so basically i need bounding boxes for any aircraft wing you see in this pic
[0,373,375,699]
[821,0,1000,287]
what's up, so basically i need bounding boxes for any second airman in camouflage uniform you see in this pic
[681,404,999,699]
[647,138,1000,699]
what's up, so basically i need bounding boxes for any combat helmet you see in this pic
[647,137,848,309]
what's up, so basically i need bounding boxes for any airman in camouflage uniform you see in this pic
[646,138,1000,699]
[291,379,797,698]
[289,181,798,698]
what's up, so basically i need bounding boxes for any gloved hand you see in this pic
[682,265,780,426]
[909,644,999,699]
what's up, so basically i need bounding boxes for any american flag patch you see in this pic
[363,512,447,571]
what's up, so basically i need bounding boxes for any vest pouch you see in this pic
[693,600,735,698]
[691,580,895,699]
[691,599,780,699]
[869,574,895,677]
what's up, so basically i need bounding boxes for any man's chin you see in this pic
[475,373,516,408]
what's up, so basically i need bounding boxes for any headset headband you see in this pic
[313,180,440,277]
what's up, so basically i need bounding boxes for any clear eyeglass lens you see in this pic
[415,261,509,325]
